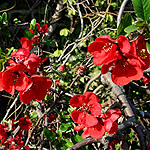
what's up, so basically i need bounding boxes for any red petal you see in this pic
[117,35,130,53]
[88,124,105,139]
[111,60,143,86]
[74,124,85,131]
[81,127,90,139]
[70,110,84,124]
[90,103,102,116]
[104,119,118,134]
[83,92,99,104]
[0,72,4,91]
[19,90,32,104]
[20,37,34,51]
[104,109,121,121]
[82,113,98,127]
[70,94,84,107]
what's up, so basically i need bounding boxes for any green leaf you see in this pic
[74,135,83,143]
[60,28,70,36]
[68,9,76,16]
[117,13,133,35]
[124,25,138,34]
[31,112,38,119]
[146,42,150,54]
[63,0,68,4]
[30,18,36,30]
[59,123,72,132]
[135,20,145,27]
[142,0,150,20]
[43,128,56,141]
[132,0,150,20]
[1,28,11,37]
[64,139,74,148]
[24,29,34,39]
[0,16,2,24]
[2,12,7,24]
[51,50,63,57]
[43,40,56,47]
[132,0,144,20]
[31,18,36,26]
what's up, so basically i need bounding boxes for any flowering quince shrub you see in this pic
[0,0,150,150]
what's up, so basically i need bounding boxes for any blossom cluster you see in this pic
[88,35,150,86]
[0,117,31,149]
[0,23,52,104]
[70,92,121,139]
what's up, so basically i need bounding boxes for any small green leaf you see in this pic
[74,135,83,143]
[64,139,74,148]
[2,12,7,24]
[68,9,76,16]
[31,19,36,26]
[63,0,68,4]
[24,29,34,39]
[146,42,150,54]
[59,123,72,132]
[60,28,70,36]
[124,25,138,34]
[135,20,145,27]
[31,112,38,119]
[117,13,133,35]
[0,16,2,24]
[30,19,36,30]
[1,28,11,37]
[43,40,56,47]
[43,128,56,141]
[51,50,63,57]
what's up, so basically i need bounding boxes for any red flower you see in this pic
[70,92,105,139]
[11,48,30,64]
[23,53,41,75]
[132,35,150,70]
[20,37,34,51]
[143,75,150,85]
[35,23,48,34]
[48,114,57,122]
[88,35,145,86]
[24,145,30,150]
[35,23,41,31]
[88,35,119,65]
[109,139,118,150]
[0,122,8,144]
[58,65,65,71]
[102,109,121,134]
[8,145,20,150]
[19,75,52,104]
[70,92,102,127]
[41,24,48,33]
[18,117,32,130]
[0,64,29,95]
[111,56,143,86]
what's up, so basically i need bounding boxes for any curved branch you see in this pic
[117,0,129,28]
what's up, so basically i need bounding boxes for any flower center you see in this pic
[102,43,113,52]
[138,49,147,59]
[81,103,91,113]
